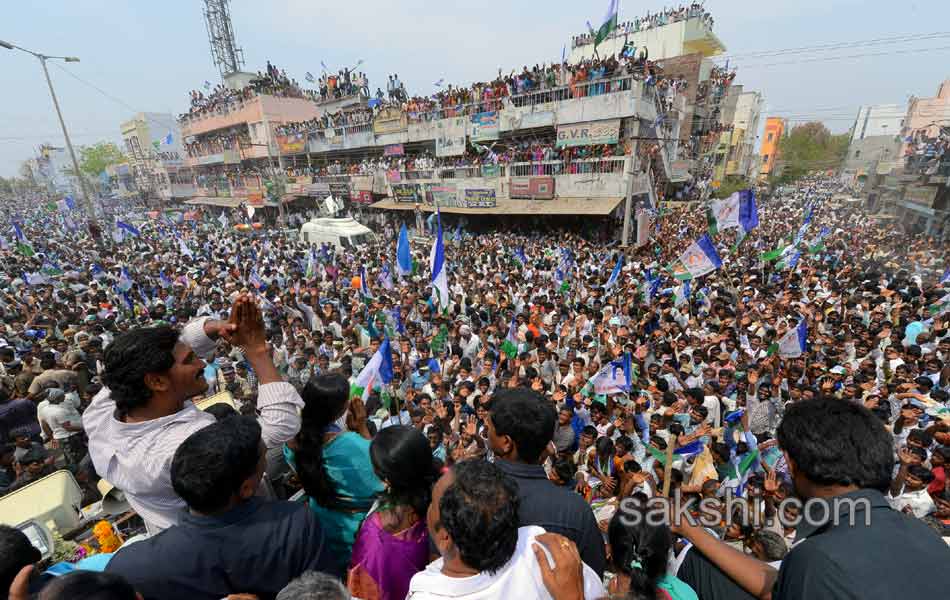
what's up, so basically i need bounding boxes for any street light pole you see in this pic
[1,39,99,229]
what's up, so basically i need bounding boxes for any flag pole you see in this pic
[662,434,676,497]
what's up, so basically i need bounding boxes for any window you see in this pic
[767,133,774,142]
[854,150,861,159]
[763,154,769,163]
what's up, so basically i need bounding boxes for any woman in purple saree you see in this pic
[348,425,441,600]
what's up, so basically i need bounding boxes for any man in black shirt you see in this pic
[671,398,950,599]
[486,388,606,577]
[106,416,329,600]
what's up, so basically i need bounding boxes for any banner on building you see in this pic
[480,164,500,178]
[510,177,555,199]
[351,190,374,204]
[384,143,405,157]
[670,160,691,182]
[392,183,422,203]
[306,182,331,195]
[905,185,938,207]
[350,175,375,191]
[329,182,351,199]
[435,117,467,157]
[277,134,307,154]
[387,169,402,183]
[463,188,497,208]
[426,183,459,207]
[470,112,500,142]
[373,107,409,135]
[556,119,621,148]
[246,192,264,207]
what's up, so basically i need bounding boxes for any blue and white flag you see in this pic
[429,214,449,313]
[249,269,264,290]
[116,220,141,237]
[64,196,77,210]
[360,265,374,299]
[117,268,134,292]
[24,272,49,287]
[162,132,173,145]
[669,234,722,281]
[588,353,633,396]
[91,264,106,280]
[179,238,194,259]
[674,280,691,306]
[604,255,623,290]
[514,246,528,267]
[353,337,394,400]
[396,224,412,277]
[769,320,807,358]
[378,264,394,291]
[940,267,950,285]
[159,270,173,289]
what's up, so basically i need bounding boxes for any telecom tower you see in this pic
[202,0,245,78]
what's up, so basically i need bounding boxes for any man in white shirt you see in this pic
[42,387,86,467]
[86,295,304,533]
[888,448,936,519]
[408,459,605,600]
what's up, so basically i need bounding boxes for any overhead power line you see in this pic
[713,31,950,61]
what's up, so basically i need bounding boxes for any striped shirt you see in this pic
[86,317,304,533]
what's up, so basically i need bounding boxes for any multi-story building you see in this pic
[759,117,785,180]
[177,80,325,210]
[842,104,904,187]
[120,113,190,206]
[706,86,763,185]
[873,80,950,237]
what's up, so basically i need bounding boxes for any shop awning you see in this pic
[185,197,242,208]
[369,197,623,216]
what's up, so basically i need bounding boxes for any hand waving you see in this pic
[229,294,267,354]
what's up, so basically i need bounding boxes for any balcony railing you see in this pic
[508,76,641,109]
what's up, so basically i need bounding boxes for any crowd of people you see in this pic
[903,126,950,176]
[313,69,370,103]
[572,3,715,49]
[181,62,321,122]
[2,173,950,599]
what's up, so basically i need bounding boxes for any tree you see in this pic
[774,122,849,185]
[711,176,749,199]
[78,141,126,179]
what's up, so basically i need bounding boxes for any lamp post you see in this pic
[1,39,99,231]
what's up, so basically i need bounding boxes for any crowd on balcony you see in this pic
[695,66,737,105]
[903,126,950,175]
[183,129,251,159]
[572,2,714,48]
[275,106,376,137]
[180,61,320,122]
[313,69,370,103]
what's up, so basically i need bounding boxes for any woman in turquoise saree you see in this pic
[284,373,384,578]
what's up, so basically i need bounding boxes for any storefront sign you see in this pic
[277,134,307,154]
[306,182,331,195]
[426,183,459,207]
[904,185,938,207]
[392,183,422,203]
[463,188,497,208]
[351,190,374,204]
[373,107,408,135]
[510,177,555,199]
[556,119,621,148]
[384,143,405,157]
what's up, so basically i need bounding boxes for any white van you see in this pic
[299,217,376,250]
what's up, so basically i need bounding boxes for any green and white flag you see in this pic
[500,315,519,359]
[594,0,619,47]
[928,292,950,318]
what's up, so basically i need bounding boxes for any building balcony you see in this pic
[180,94,322,138]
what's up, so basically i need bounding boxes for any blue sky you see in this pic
[2,0,949,177]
